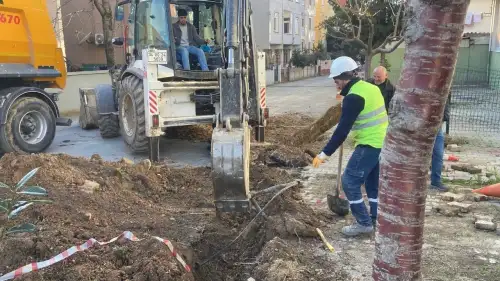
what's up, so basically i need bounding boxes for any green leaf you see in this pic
[17,186,48,196]
[0,202,9,213]
[8,202,33,219]
[0,199,12,213]
[26,199,52,204]
[0,182,10,189]
[15,168,40,191]
[5,223,36,235]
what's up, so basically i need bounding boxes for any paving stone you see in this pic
[439,192,465,202]
[456,187,474,193]
[474,214,494,222]
[447,144,462,152]
[433,205,460,217]
[475,220,497,231]
[451,164,482,175]
[447,202,472,213]
[468,193,489,202]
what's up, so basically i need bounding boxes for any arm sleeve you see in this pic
[192,26,206,45]
[322,94,365,156]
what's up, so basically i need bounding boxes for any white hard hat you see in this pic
[329,56,358,78]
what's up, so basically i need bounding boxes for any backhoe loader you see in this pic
[81,0,268,213]
[0,0,72,154]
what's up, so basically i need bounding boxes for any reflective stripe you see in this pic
[368,198,378,203]
[356,105,386,121]
[352,115,388,131]
[348,198,364,205]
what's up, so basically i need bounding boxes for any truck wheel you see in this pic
[98,114,120,138]
[0,97,56,153]
[119,75,148,152]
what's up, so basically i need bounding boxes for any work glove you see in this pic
[313,152,328,168]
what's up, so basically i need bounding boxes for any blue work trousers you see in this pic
[176,46,209,71]
[341,145,381,227]
[431,128,445,187]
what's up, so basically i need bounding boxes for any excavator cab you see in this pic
[104,0,268,213]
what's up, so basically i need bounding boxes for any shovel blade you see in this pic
[327,194,350,217]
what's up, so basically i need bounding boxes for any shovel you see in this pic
[326,144,350,216]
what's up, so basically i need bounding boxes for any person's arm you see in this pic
[321,94,365,156]
[191,25,206,45]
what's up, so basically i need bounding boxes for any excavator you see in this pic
[81,0,269,213]
[0,0,72,154]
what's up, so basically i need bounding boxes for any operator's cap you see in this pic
[178,9,188,17]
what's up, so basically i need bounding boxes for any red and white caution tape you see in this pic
[0,231,191,281]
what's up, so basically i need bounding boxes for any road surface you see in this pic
[46,76,336,166]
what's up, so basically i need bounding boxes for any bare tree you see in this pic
[372,0,470,279]
[325,0,405,75]
[91,0,116,71]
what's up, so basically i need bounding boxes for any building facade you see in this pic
[314,0,334,48]
[251,0,316,68]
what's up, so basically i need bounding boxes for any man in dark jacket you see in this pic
[173,9,209,71]
[366,66,395,112]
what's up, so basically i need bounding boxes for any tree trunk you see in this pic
[380,53,386,66]
[92,0,116,71]
[364,54,372,79]
[372,0,470,280]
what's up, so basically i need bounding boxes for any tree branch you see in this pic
[91,0,105,15]
[373,37,404,54]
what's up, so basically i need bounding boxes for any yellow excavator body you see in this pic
[0,0,66,89]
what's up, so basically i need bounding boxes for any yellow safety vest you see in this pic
[347,80,388,148]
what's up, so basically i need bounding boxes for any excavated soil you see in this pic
[0,113,347,281]
[252,113,326,168]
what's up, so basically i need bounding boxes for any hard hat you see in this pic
[329,56,358,79]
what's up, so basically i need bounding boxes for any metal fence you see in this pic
[388,67,500,136]
[448,68,500,135]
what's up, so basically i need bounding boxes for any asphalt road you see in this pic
[46,76,337,167]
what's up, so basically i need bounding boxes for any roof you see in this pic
[462,32,490,38]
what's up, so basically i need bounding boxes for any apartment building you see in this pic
[250,0,316,67]
[314,0,334,48]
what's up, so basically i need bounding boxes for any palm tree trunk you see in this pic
[372,0,470,280]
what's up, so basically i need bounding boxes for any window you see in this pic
[294,16,299,34]
[273,12,279,33]
[283,12,291,34]
[302,18,305,28]
[309,17,313,31]
[136,0,170,53]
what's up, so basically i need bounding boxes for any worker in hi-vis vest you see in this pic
[313,56,388,237]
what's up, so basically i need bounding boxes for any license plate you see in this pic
[148,50,168,63]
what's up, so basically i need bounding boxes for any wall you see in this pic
[314,0,333,47]
[60,0,125,70]
[463,0,494,34]
[370,38,491,85]
[249,0,271,50]
[57,71,111,114]
[269,0,305,46]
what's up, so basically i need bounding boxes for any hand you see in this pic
[312,152,328,168]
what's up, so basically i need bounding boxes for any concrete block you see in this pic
[451,164,482,175]
[447,202,472,213]
[439,192,465,202]
[475,220,497,231]
[433,205,460,217]
[447,144,462,152]
[468,193,489,202]
[474,214,494,223]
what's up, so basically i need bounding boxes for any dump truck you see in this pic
[0,0,72,154]
[80,0,268,213]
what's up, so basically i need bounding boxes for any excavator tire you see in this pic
[119,75,148,153]
[0,97,56,153]
[98,114,120,138]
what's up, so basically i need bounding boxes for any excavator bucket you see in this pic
[211,124,251,213]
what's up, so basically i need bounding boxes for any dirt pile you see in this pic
[252,113,327,168]
[0,113,339,281]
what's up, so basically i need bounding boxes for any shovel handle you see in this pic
[335,144,344,197]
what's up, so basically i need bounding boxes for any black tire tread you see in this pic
[119,75,148,153]
[98,114,120,138]
[0,97,56,153]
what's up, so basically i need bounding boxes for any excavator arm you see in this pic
[212,0,265,213]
